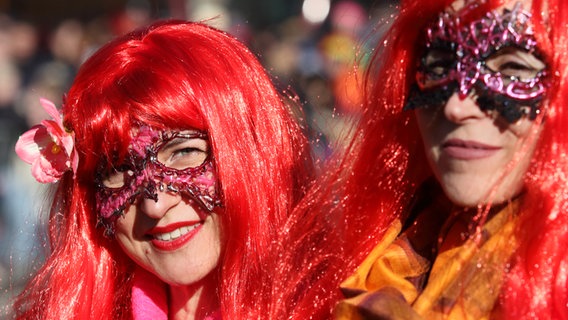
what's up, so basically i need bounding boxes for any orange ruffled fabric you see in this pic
[336,201,520,320]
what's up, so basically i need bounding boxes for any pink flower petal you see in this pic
[41,117,75,161]
[59,134,75,158]
[42,119,65,144]
[15,127,41,164]
[16,98,78,183]
[39,98,63,126]
[42,141,70,169]
[32,156,61,183]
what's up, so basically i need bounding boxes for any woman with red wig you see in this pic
[267,0,568,318]
[13,20,312,319]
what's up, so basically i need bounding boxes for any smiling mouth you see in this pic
[153,224,202,241]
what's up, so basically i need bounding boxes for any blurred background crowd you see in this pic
[0,0,397,315]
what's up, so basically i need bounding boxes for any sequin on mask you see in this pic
[95,126,221,236]
[404,2,549,123]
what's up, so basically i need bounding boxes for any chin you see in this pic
[438,170,517,208]
[443,185,518,208]
[155,263,219,287]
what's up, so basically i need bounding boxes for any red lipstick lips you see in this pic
[147,221,203,251]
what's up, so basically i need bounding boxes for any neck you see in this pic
[168,272,219,320]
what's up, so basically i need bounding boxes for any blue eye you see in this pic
[157,134,209,170]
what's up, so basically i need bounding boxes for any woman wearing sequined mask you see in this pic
[264,0,568,319]
[331,0,568,318]
[13,21,312,319]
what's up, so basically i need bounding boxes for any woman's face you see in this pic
[98,128,222,286]
[411,0,547,207]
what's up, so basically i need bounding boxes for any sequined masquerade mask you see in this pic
[95,126,221,235]
[404,2,549,123]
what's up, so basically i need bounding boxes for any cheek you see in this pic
[113,232,141,267]
[505,119,542,173]
[503,118,542,166]
[506,119,535,139]
[114,225,134,252]
[113,210,141,256]
[414,109,443,156]
[414,108,434,129]
[115,233,133,257]
[209,213,222,249]
[114,207,136,237]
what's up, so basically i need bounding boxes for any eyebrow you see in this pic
[490,48,546,69]
[161,135,207,150]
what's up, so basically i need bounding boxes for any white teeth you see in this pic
[171,228,181,239]
[154,224,199,241]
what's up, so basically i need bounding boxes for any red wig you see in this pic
[13,20,312,319]
[268,0,568,318]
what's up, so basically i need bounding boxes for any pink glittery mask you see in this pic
[95,127,221,236]
[404,2,549,123]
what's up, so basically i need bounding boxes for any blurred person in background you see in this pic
[0,15,43,297]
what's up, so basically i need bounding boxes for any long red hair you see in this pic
[268,0,568,318]
[13,20,312,319]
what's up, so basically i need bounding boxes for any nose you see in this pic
[138,185,182,220]
[443,92,486,123]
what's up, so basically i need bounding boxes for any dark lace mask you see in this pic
[404,2,549,123]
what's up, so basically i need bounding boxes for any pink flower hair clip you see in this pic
[15,98,78,183]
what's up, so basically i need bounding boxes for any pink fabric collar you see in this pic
[131,268,222,319]
[131,268,168,320]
